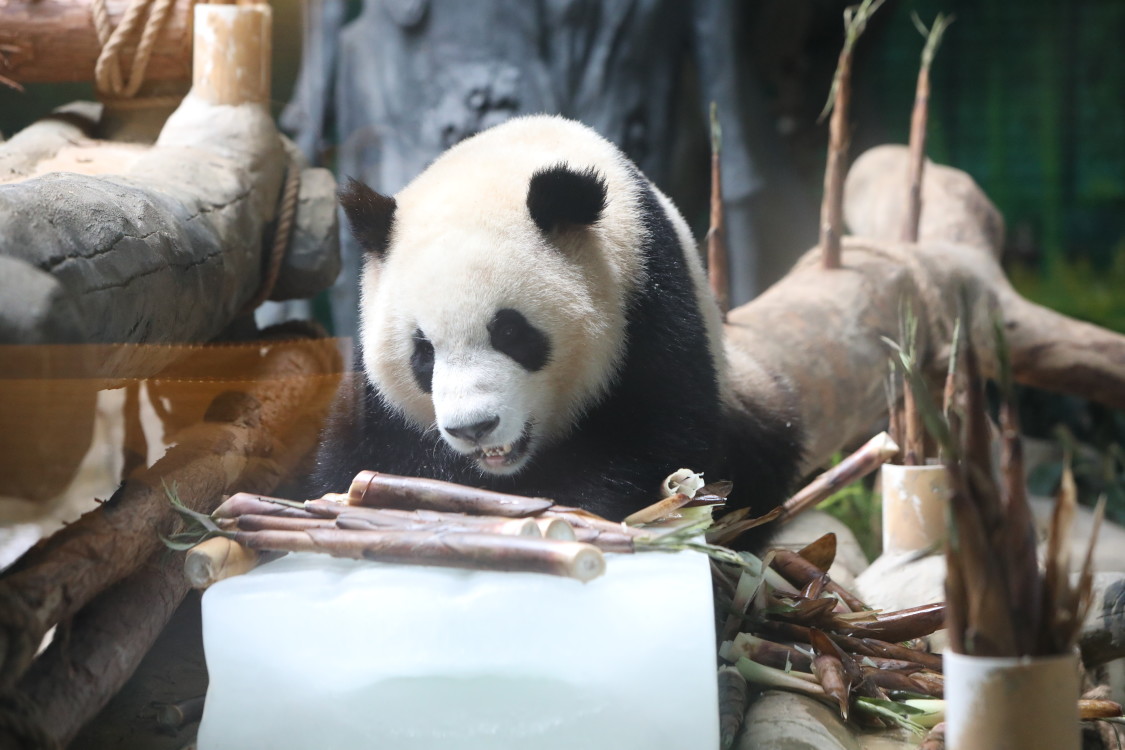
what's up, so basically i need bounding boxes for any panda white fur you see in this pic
[314,115,800,526]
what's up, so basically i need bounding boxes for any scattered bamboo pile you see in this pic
[714,531,950,743]
[175,469,731,586]
[713,528,1122,748]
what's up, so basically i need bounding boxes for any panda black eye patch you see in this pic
[488,309,550,372]
[410,329,435,393]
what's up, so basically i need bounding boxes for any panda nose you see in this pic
[445,416,500,444]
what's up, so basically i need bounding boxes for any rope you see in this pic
[90,0,177,99]
[241,159,303,315]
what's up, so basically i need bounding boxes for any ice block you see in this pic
[197,549,719,750]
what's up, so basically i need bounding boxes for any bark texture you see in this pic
[0,0,192,85]
[726,145,1125,475]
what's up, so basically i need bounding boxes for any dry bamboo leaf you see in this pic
[797,533,837,573]
[751,620,946,673]
[801,574,830,601]
[771,548,868,612]
[860,666,943,698]
[723,632,813,673]
[832,602,946,643]
[706,505,784,547]
[720,567,768,643]
[698,480,734,499]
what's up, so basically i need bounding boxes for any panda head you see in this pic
[340,134,642,476]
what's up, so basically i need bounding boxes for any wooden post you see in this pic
[191,2,272,106]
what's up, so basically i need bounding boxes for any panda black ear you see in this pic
[338,177,397,257]
[526,164,607,234]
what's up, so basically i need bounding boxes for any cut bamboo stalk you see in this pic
[623,492,694,526]
[779,432,898,523]
[228,528,607,582]
[185,537,261,589]
[819,0,885,269]
[347,470,555,517]
[707,101,730,317]
[902,14,952,243]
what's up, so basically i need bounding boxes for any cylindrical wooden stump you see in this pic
[192,3,272,106]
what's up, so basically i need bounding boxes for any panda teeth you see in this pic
[483,444,512,458]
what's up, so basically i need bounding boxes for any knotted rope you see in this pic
[241,158,304,315]
[90,0,178,99]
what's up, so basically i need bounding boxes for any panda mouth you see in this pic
[475,430,532,472]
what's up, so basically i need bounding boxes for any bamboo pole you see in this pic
[706,102,730,317]
[819,0,885,269]
[901,14,953,243]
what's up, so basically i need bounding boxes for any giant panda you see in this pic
[313,115,800,526]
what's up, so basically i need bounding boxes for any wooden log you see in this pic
[5,554,192,749]
[845,146,1125,412]
[844,144,1006,256]
[0,334,341,688]
[0,102,101,182]
[0,0,192,85]
[725,146,1125,475]
[0,3,338,381]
